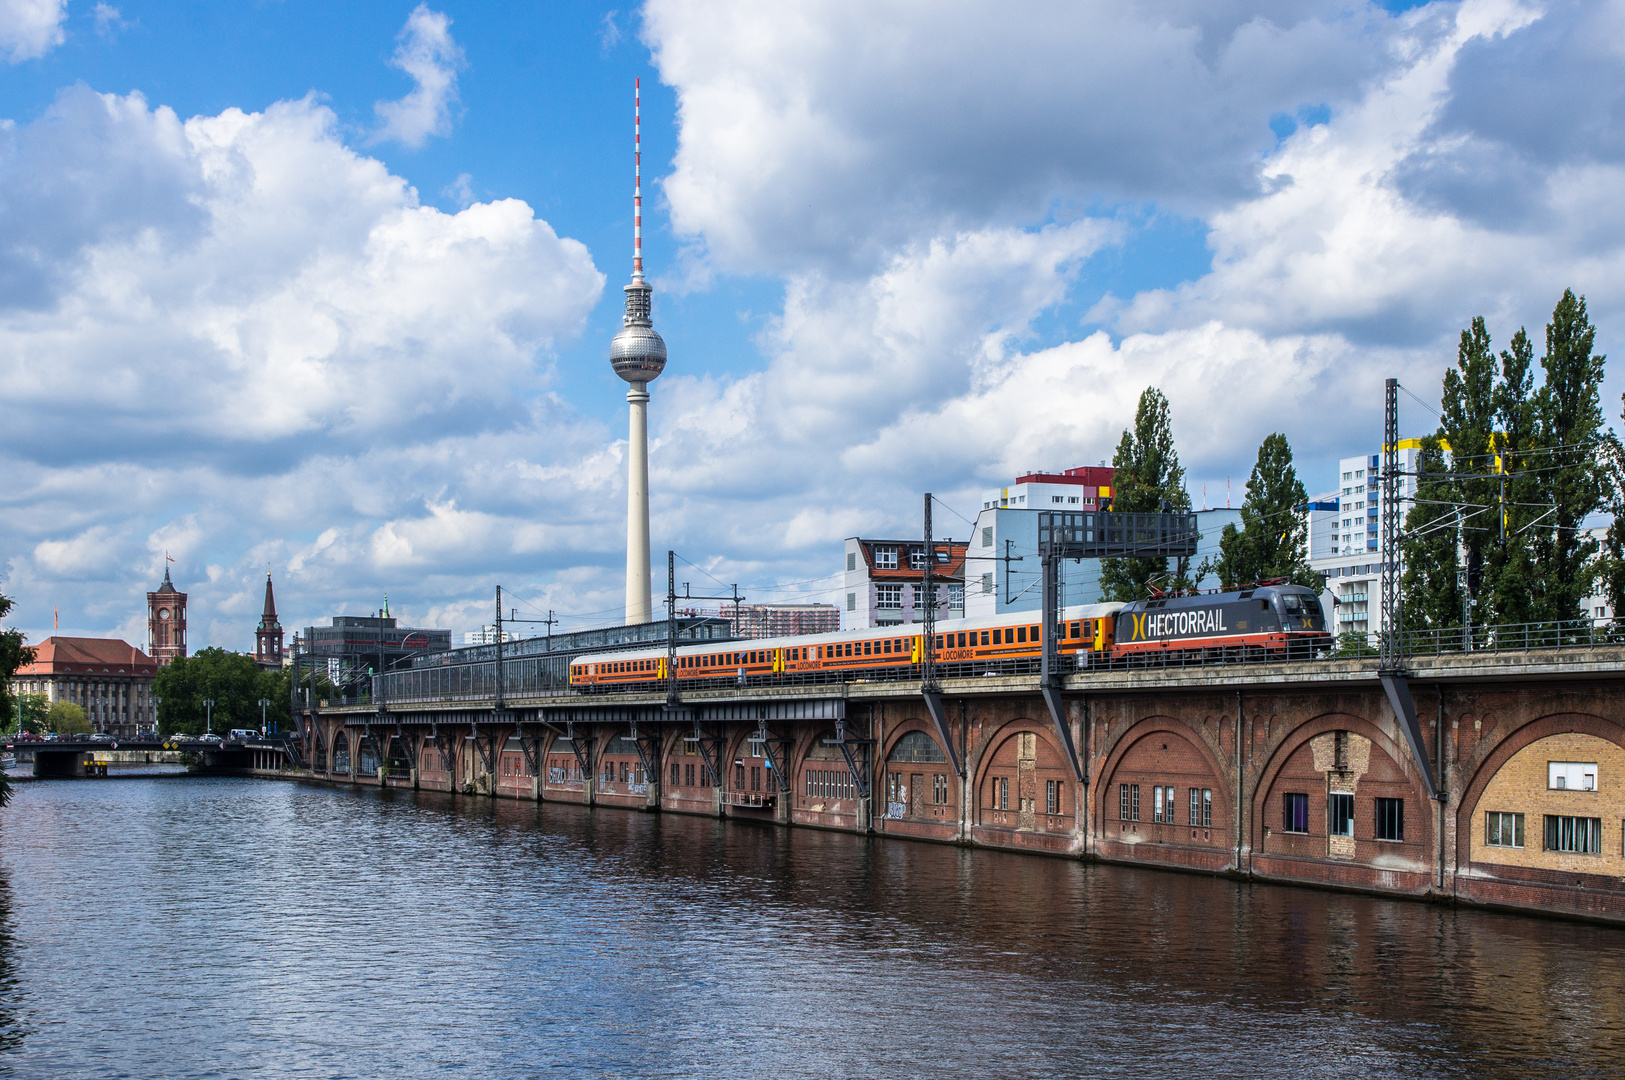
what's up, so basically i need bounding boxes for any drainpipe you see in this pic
[1235,690,1244,875]
[1437,690,1446,893]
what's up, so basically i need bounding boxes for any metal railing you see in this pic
[1391,619,1625,657]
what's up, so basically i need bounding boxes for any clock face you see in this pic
[157,608,170,621]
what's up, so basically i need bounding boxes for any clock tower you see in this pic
[147,565,188,667]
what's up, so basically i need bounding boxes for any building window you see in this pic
[685,763,695,787]
[1485,811,1524,848]
[876,584,903,609]
[981,572,994,595]
[1119,783,1140,821]
[948,584,964,609]
[1549,761,1598,791]
[874,546,898,569]
[982,526,993,547]
[1544,815,1602,854]
[909,547,927,570]
[933,774,948,804]
[1328,792,1355,837]
[1375,797,1404,841]
[847,552,856,571]
[1188,787,1213,828]
[1283,792,1309,833]
[1046,779,1060,815]
[997,777,1009,810]
[670,762,680,787]
[1153,785,1171,823]
[846,593,856,612]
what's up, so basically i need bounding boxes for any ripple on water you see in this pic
[0,778,1621,1079]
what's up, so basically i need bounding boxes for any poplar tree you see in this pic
[1210,433,1318,589]
[1529,290,1607,622]
[1400,435,1463,630]
[1100,387,1192,601]
[1485,327,1540,625]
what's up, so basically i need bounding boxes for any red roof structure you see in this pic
[18,637,157,677]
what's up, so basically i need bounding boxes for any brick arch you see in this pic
[972,717,1072,826]
[880,717,951,765]
[331,729,352,775]
[1453,711,1625,868]
[1249,710,1433,854]
[1094,715,1233,828]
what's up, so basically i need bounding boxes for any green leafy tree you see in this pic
[1100,387,1193,600]
[16,693,49,735]
[154,647,285,737]
[1528,290,1607,622]
[1400,436,1463,631]
[1209,433,1318,589]
[1486,327,1541,625]
[0,590,35,740]
[46,701,91,736]
[1442,317,1501,610]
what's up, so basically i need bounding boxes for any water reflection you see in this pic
[0,778,1620,1079]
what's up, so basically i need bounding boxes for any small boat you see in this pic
[0,753,17,770]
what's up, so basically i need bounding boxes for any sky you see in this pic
[3,0,1625,651]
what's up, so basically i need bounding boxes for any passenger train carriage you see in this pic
[570,585,1330,691]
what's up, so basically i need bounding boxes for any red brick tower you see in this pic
[255,573,284,669]
[147,565,188,667]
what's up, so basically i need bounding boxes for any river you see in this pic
[0,776,1620,1078]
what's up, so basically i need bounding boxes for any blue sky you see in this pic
[3,0,1623,650]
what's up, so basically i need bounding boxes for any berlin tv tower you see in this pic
[608,78,666,624]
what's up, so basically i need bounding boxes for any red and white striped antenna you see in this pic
[633,77,643,282]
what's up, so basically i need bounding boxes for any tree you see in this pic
[1400,436,1463,631]
[153,647,285,736]
[1529,290,1607,622]
[1486,326,1541,625]
[0,590,35,739]
[1100,388,1193,601]
[1209,433,1318,589]
[16,693,49,735]
[46,701,91,736]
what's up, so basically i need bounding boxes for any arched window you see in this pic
[332,731,351,775]
[887,730,947,763]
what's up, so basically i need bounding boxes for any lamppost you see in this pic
[203,699,215,736]
[258,698,270,736]
[155,696,162,737]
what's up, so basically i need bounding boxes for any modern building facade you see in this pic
[842,538,968,630]
[12,637,158,736]
[683,603,840,639]
[146,566,187,667]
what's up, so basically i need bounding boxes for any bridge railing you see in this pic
[1391,618,1625,657]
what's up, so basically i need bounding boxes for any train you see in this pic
[569,584,1331,691]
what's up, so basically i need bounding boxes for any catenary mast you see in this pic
[609,78,667,624]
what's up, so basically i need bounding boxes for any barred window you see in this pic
[1375,797,1404,841]
[1328,792,1355,837]
[1283,792,1309,833]
[1544,815,1602,854]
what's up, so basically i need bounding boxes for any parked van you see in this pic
[226,729,258,743]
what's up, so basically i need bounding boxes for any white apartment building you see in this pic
[1309,447,1420,639]
[842,538,968,630]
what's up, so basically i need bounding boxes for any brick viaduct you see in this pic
[304,647,1625,924]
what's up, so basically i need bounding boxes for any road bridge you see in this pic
[300,642,1625,923]
[8,738,294,777]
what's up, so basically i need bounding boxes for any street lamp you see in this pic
[258,698,270,736]
[203,699,215,736]
[155,696,162,737]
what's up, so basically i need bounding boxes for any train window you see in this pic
[1260,600,1269,611]
[981,630,989,646]
[992,628,1002,644]
[1030,625,1039,640]
[957,632,966,648]
[1070,622,1080,638]
[1016,626,1026,643]
[882,639,891,654]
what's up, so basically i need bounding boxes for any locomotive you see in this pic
[569,585,1331,691]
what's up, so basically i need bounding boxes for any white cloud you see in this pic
[0,85,605,647]
[92,2,125,38]
[0,0,65,62]
[373,4,465,148]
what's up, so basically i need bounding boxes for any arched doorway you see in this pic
[332,730,351,775]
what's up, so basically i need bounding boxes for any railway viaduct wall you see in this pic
[302,647,1625,923]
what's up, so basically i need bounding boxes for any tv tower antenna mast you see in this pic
[609,77,667,624]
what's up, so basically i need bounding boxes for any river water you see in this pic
[0,777,1621,1079]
